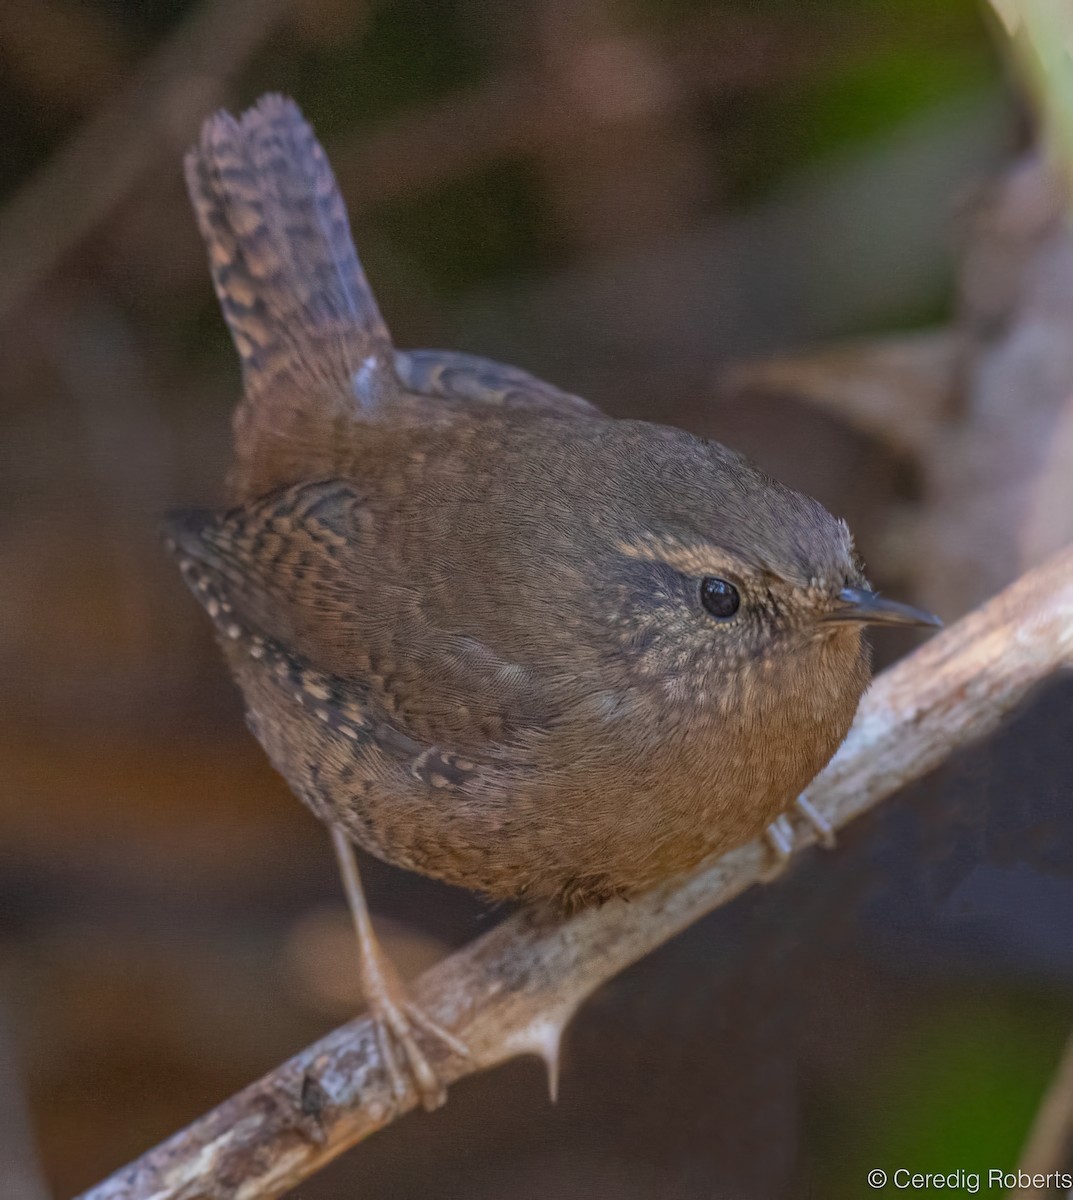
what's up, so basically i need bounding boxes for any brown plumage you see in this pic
[167,94,938,1107]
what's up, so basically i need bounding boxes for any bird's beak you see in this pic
[824,587,942,629]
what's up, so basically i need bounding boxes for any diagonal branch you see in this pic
[1010,1026,1073,1197]
[79,546,1073,1200]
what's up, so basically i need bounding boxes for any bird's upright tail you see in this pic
[184,94,399,500]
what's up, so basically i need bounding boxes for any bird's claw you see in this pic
[761,814,796,881]
[761,797,837,881]
[370,990,469,1112]
[794,794,836,847]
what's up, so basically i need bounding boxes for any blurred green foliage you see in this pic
[376,160,558,292]
[813,990,1069,1197]
[991,0,1073,191]
[260,0,489,133]
[249,0,998,285]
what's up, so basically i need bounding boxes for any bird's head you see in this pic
[510,418,940,717]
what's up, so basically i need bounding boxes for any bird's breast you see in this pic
[511,631,869,905]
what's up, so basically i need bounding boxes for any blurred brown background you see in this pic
[4,2,1073,1198]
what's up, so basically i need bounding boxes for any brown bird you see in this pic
[167,94,939,1110]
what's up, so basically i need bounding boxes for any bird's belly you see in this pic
[522,765,811,909]
[390,721,848,910]
[474,696,857,909]
[227,636,860,912]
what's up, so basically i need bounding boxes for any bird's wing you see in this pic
[165,479,558,752]
[185,95,400,501]
[394,348,599,418]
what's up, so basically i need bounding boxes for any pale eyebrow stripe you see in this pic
[615,534,751,580]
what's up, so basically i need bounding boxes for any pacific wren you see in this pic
[167,95,940,1109]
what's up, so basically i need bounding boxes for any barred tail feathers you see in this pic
[184,94,398,498]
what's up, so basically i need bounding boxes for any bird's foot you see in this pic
[793,794,836,848]
[330,826,469,1110]
[761,796,837,882]
[362,943,469,1112]
[761,814,796,881]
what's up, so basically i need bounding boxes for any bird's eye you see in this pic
[700,577,740,619]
